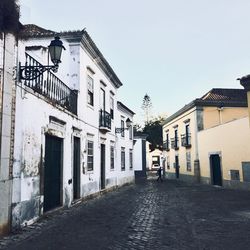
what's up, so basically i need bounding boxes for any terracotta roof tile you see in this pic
[20,24,84,38]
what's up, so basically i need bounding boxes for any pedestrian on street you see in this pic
[157,166,163,182]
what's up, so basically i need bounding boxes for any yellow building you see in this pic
[162,88,250,189]
[239,75,250,124]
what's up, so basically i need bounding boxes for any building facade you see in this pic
[133,134,148,178]
[162,88,249,188]
[9,24,135,230]
[0,33,17,235]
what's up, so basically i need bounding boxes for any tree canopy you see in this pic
[134,116,164,152]
[0,0,20,34]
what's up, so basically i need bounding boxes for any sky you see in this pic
[18,0,250,124]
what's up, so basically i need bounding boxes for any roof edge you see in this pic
[117,101,135,116]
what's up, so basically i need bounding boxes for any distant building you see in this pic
[162,88,250,189]
[146,142,163,170]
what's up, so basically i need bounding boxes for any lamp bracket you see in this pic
[19,65,58,81]
[115,127,128,134]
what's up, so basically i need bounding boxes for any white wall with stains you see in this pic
[12,33,134,229]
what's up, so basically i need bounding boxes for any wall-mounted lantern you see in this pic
[115,118,132,134]
[19,36,65,81]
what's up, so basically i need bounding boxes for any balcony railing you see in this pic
[181,134,191,148]
[21,53,78,115]
[163,140,170,151]
[99,109,111,131]
[170,137,179,150]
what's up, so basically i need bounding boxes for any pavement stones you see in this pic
[1,179,250,249]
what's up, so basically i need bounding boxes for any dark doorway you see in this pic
[210,154,222,186]
[100,144,106,190]
[44,135,62,212]
[175,155,179,179]
[73,137,81,200]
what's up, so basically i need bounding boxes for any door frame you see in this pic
[209,152,223,186]
[41,124,65,214]
[73,136,81,200]
[100,143,106,190]
[175,155,179,179]
[43,133,64,212]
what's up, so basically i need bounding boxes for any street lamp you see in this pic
[115,118,132,134]
[19,37,66,81]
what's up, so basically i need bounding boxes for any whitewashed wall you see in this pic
[12,34,134,228]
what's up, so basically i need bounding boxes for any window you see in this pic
[186,151,191,171]
[110,96,114,119]
[129,126,133,140]
[185,124,190,135]
[87,140,94,171]
[121,120,125,137]
[87,75,94,106]
[166,132,169,150]
[174,129,178,148]
[185,124,190,145]
[129,149,133,169]
[121,147,125,170]
[110,145,114,170]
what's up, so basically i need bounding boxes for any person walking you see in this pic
[157,166,163,182]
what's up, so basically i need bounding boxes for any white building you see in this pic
[133,134,148,178]
[11,24,135,229]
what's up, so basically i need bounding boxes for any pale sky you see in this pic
[18,0,250,124]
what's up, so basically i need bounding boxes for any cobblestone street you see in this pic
[1,179,250,250]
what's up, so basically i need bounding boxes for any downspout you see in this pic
[0,32,6,160]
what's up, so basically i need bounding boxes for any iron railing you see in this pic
[99,110,111,129]
[170,137,179,150]
[181,134,191,147]
[21,53,78,115]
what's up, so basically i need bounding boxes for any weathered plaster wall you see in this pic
[12,34,135,230]
[198,117,250,182]
[0,33,16,235]
[203,106,248,130]
[134,138,143,171]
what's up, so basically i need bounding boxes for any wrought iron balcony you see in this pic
[20,53,78,115]
[181,134,191,148]
[163,140,170,151]
[99,109,111,132]
[170,137,179,150]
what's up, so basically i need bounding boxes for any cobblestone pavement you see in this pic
[1,178,250,250]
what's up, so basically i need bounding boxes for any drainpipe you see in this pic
[0,32,6,160]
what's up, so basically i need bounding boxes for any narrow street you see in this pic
[1,179,250,250]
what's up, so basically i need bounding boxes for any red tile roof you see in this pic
[200,88,247,103]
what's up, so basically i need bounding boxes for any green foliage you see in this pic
[133,123,143,135]
[0,0,20,34]
[133,116,164,151]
